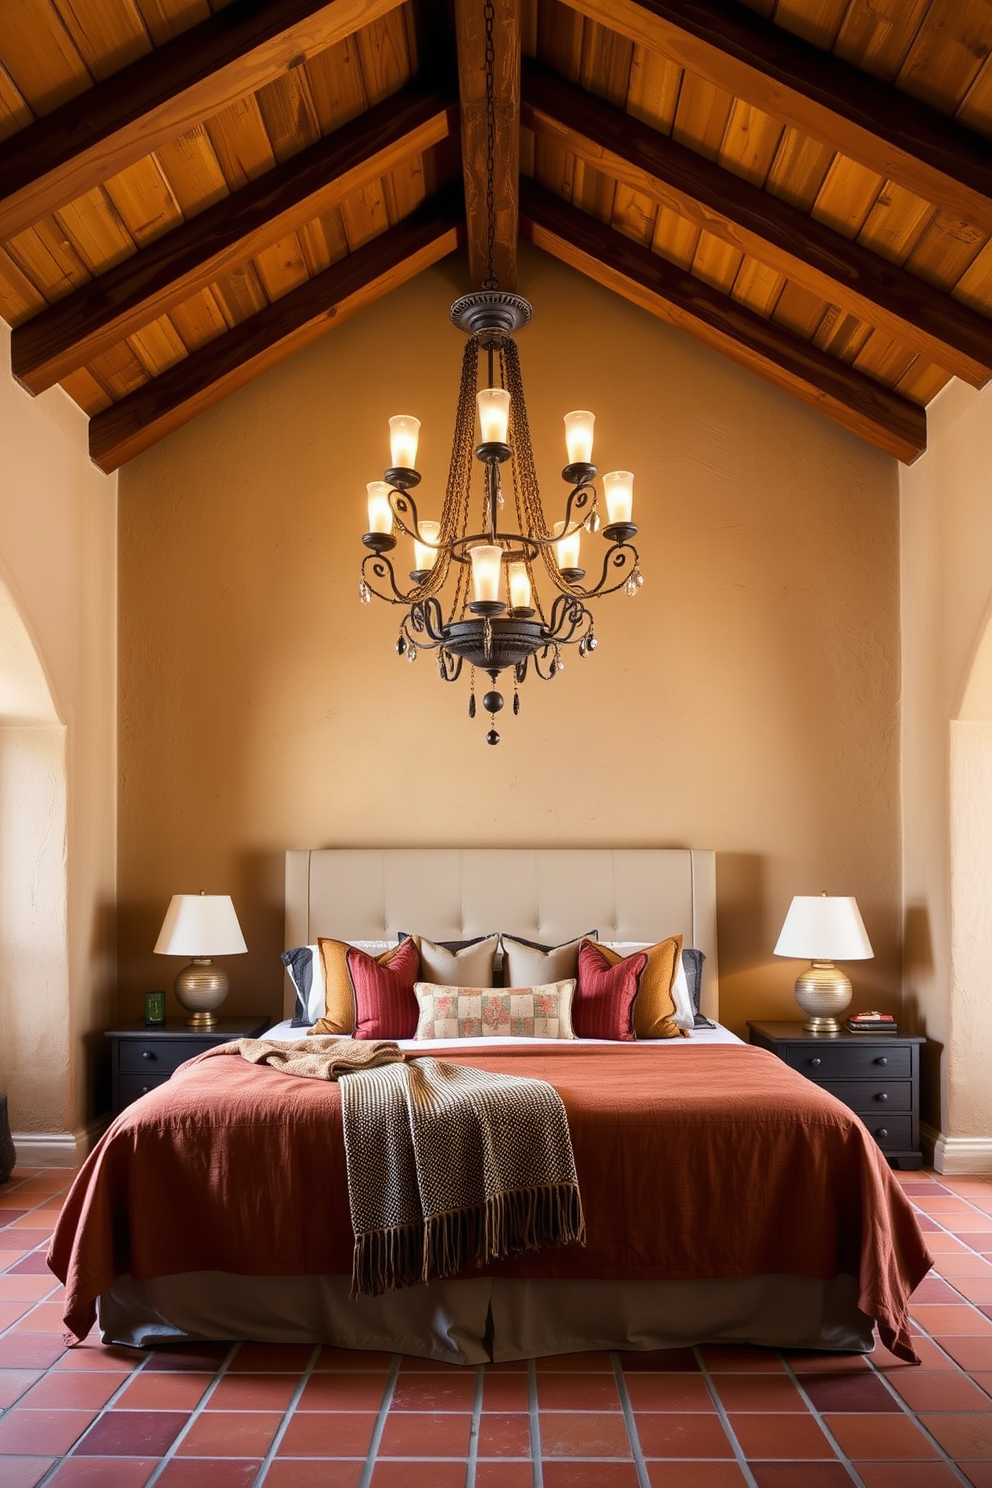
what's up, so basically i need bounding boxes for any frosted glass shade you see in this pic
[366,481,393,534]
[469,544,503,602]
[508,562,532,609]
[774,896,873,960]
[388,415,420,469]
[603,470,634,524]
[477,388,510,444]
[553,520,581,570]
[414,520,440,572]
[564,410,595,463]
[154,894,248,957]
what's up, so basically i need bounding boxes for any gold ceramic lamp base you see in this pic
[175,958,229,1028]
[794,960,852,1033]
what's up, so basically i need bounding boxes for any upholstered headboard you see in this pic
[284,848,719,1020]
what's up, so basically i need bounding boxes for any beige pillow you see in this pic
[406,933,499,987]
[501,932,596,988]
[414,980,576,1039]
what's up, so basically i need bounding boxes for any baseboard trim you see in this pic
[11,1118,108,1169]
[923,1122,992,1174]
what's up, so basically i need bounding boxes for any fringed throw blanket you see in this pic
[341,1057,586,1298]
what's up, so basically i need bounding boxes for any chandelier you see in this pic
[357,0,643,745]
[359,296,643,743]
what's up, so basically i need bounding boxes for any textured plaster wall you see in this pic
[118,246,900,1040]
[902,375,992,1141]
[0,324,117,1136]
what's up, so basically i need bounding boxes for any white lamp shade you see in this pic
[154,894,247,956]
[774,896,873,961]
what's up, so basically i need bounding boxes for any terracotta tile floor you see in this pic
[1,1166,992,1487]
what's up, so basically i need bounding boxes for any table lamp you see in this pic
[154,892,247,1027]
[773,892,874,1033]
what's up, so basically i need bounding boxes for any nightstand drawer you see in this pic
[858,1114,913,1151]
[818,1078,913,1113]
[784,1044,911,1079]
[117,1073,170,1106]
[119,1039,196,1076]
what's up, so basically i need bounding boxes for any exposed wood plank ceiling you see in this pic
[1,0,991,471]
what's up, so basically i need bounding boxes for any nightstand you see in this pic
[107,1015,270,1114]
[747,1020,924,1170]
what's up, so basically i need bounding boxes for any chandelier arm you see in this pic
[531,644,561,681]
[438,648,463,681]
[544,593,593,646]
[361,551,419,605]
[405,598,451,647]
[559,540,641,600]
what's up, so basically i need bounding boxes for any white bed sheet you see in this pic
[259,1017,744,1047]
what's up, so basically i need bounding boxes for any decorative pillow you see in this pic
[313,937,413,1035]
[318,937,421,1040]
[593,935,684,1039]
[400,933,499,987]
[603,941,693,1033]
[501,931,597,988]
[413,980,575,1040]
[682,948,713,1028]
[282,944,324,1027]
[573,942,647,1041]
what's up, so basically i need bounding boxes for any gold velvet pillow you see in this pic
[595,934,685,1039]
[313,938,410,1035]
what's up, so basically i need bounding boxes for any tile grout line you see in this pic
[526,1356,543,1488]
[693,1347,761,1488]
[356,1353,401,1488]
[31,1344,172,1488]
[863,1330,983,1485]
[125,1341,241,1487]
[251,1343,322,1487]
[464,1362,484,1488]
[777,1356,868,1487]
[611,1349,651,1488]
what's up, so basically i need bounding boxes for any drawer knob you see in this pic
[875,1057,888,1066]
[141,1050,154,1060]
[878,1128,889,1139]
[810,1057,822,1067]
[876,1092,888,1102]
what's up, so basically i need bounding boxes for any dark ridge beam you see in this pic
[522,59,992,387]
[88,192,464,473]
[519,178,926,463]
[12,86,457,394]
[0,0,407,241]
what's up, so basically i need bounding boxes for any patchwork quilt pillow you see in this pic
[413,980,576,1040]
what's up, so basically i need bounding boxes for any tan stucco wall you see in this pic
[0,323,117,1137]
[118,246,900,1040]
[901,375,992,1141]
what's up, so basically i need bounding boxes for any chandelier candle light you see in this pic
[358,309,644,742]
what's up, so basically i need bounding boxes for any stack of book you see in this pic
[845,1011,898,1034]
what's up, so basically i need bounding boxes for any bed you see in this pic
[49,848,931,1364]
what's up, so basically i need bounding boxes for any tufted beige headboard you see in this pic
[284,848,719,1021]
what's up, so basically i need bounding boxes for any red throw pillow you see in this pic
[347,937,421,1039]
[574,940,647,1040]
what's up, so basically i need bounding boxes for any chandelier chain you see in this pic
[482,0,499,291]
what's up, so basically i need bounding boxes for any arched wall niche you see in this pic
[0,571,70,1138]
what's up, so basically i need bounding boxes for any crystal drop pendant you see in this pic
[359,579,372,603]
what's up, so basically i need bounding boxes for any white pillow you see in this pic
[414,980,576,1039]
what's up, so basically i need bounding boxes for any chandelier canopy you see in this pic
[359,289,644,743]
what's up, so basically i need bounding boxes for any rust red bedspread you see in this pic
[49,1042,931,1358]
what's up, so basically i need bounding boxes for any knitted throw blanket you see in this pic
[340,1057,586,1298]
[219,1036,406,1080]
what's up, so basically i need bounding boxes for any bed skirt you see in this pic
[97,1272,874,1364]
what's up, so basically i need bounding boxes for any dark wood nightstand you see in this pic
[747,1020,924,1170]
[107,1016,270,1114]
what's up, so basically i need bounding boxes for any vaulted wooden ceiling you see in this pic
[2,0,992,471]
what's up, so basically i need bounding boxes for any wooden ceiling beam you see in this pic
[0,0,407,242]
[519,179,926,463]
[522,60,992,388]
[87,193,464,473]
[566,0,992,237]
[11,87,456,395]
[453,0,520,290]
